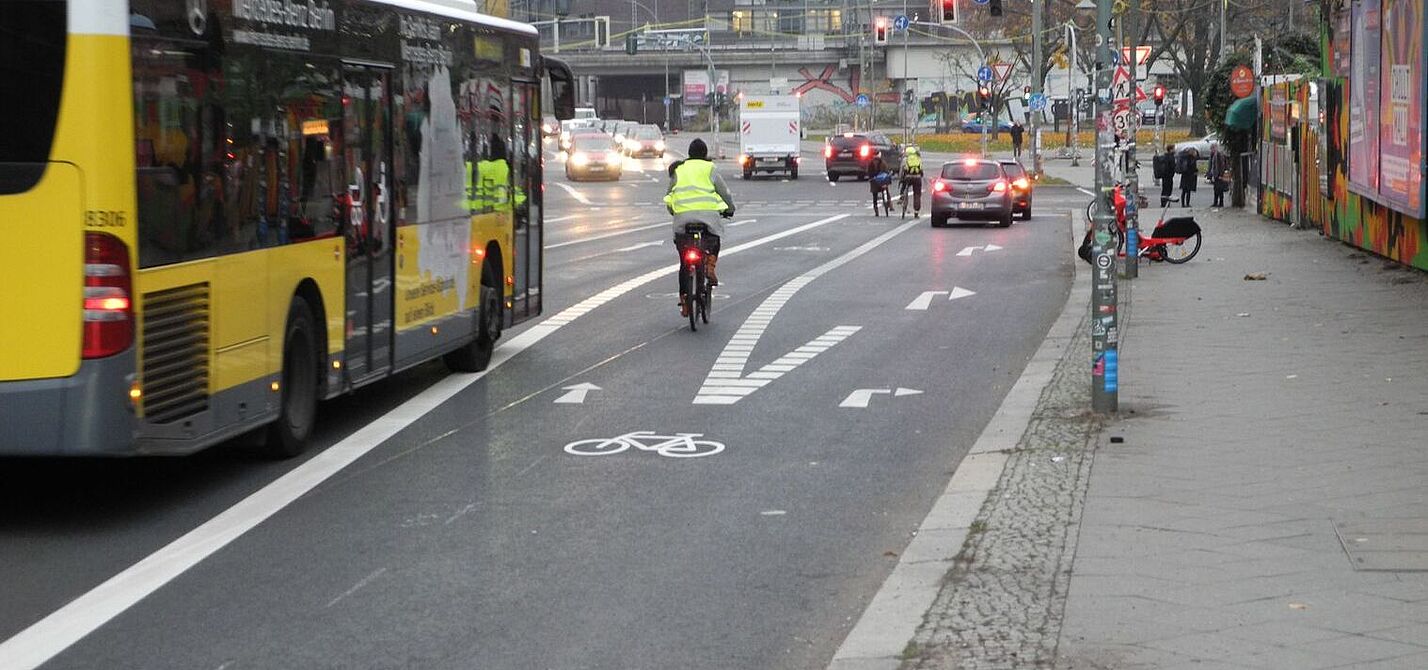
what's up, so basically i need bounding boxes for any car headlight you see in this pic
[570,151,589,166]
[625,140,639,151]
[655,140,665,151]
[606,150,623,164]
[614,134,625,144]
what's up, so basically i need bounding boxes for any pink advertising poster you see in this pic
[1377,0,1425,217]
[1349,0,1381,194]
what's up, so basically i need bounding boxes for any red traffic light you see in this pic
[938,0,956,24]
[1152,84,1166,105]
[873,16,889,44]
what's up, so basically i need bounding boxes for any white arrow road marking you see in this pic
[614,241,663,252]
[839,389,889,408]
[553,383,602,404]
[0,212,853,670]
[906,291,948,310]
[947,286,977,301]
[552,181,592,204]
[956,245,1004,257]
[694,219,920,405]
[839,387,924,408]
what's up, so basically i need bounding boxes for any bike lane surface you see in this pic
[23,207,1070,670]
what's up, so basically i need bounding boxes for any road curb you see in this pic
[827,210,1090,669]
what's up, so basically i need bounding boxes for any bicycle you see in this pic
[871,172,893,217]
[677,222,717,331]
[1083,185,1202,265]
[564,431,726,458]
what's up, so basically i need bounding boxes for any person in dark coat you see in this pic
[1154,144,1176,207]
[1208,143,1231,207]
[1178,147,1199,207]
[1009,122,1025,158]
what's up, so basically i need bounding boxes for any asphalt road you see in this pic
[1,138,1079,670]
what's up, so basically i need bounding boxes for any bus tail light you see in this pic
[82,232,133,359]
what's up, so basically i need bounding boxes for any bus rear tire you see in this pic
[445,263,503,372]
[264,299,319,458]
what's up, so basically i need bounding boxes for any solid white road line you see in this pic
[0,212,851,670]
[545,214,582,223]
[692,219,920,405]
[552,181,592,205]
[544,221,667,250]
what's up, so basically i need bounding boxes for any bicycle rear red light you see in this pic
[684,248,701,263]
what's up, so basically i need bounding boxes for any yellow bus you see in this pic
[0,0,574,456]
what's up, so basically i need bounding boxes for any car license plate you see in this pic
[839,151,852,157]
[588,165,605,171]
[958,202,983,210]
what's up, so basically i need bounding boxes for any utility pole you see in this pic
[1030,0,1043,177]
[1123,2,1139,280]
[1068,22,1080,166]
[1090,0,1118,413]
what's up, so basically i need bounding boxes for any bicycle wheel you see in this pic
[659,439,725,458]
[688,264,700,331]
[1161,231,1202,264]
[564,438,630,456]
[699,282,710,324]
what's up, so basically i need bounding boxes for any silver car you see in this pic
[930,159,1014,228]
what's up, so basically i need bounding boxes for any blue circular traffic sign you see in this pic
[855,93,870,107]
[1029,93,1048,111]
[973,0,989,4]
[977,66,993,82]
[893,14,910,31]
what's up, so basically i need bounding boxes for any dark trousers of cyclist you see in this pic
[1160,178,1174,207]
[902,178,923,214]
[674,232,720,297]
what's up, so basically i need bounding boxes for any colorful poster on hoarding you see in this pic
[1376,0,1425,217]
[1270,84,1289,142]
[1349,0,1381,194]
[1334,7,1352,77]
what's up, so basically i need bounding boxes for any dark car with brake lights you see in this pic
[996,159,1034,220]
[930,158,1015,228]
[823,132,900,182]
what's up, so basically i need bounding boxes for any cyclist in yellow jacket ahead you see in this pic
[665,138,736,317]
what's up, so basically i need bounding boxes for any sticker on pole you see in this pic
[1095,253,1113,270]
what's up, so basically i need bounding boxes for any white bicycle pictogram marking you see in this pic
[563,431,725,458]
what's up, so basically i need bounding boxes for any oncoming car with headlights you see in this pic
[624,125,666,158]
[565,134,624,181]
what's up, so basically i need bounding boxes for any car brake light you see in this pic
[738,154,749,165]
[859,144,872,158]
[932,179,947,192]
[989,180,1008,193]
[963,158,979,166]
[823,146,833,159]
[1012,177,1030,190]
[684,248,702,263]
[82,232,133,359]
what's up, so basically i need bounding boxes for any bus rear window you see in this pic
[0,0,67,194]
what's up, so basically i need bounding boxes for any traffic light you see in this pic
[989,0,1002,17]
[625,33,637,55]
[903,88,914,104]
[977,85,991,110]
[873,17,889,45]
[1152,84,1166,106]
[937,0,956,24]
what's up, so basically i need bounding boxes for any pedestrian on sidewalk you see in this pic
[1154,145,1176,207]
[1178,147,1199,207]
[1009,122,1025,159]
[1208,143,1230,208]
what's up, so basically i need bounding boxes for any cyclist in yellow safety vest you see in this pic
[466,135,518,212]
[664,138,736,317]
[900,145,924,218]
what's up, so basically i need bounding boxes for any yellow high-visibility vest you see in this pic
[664,160,727,213]
[466,159,511,212]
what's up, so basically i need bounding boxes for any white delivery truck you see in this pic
[737,95,802,180]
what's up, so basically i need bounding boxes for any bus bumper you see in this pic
[0,351,138,456]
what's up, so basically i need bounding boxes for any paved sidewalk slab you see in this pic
[1056,209,1428,668]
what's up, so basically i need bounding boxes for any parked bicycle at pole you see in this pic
[1081,183,1202,265]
